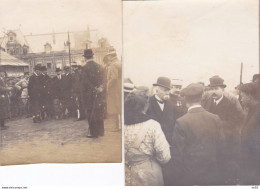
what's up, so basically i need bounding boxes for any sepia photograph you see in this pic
[0,0,122,165]
[124,0,259,186]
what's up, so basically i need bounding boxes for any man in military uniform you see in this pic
[169,79,187,118]
[28,64,42,123]
[81,49,105,138]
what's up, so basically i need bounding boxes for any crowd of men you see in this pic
[0,48,122,138]
[124,73,260,185]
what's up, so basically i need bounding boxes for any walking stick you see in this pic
[87,92,98,136]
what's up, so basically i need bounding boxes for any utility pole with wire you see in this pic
[67,32,72,68]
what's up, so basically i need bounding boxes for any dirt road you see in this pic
[0,117,122,165]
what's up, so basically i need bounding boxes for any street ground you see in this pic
[0,117,122,165]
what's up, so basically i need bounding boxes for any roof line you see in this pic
[24,30,98,37]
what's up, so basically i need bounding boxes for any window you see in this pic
[47,63,52,69]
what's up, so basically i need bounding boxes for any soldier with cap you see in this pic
[169,79,187,118]
[202,75,245,184]
[170,83,221,185]
[28,64,42,123]
[81,49,105,138]
[14,71,30,116]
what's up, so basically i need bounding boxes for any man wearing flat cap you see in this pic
[202,75,244,185]
[81,49,105,138]
[170,83,221,185]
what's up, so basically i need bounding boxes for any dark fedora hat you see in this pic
[34,64,42,71]
[56,68,62,72]
[153,77,171,90]
[83,49,94,58]
[63,66,70,71]
[252,74,260,82]
[208,75,226,88]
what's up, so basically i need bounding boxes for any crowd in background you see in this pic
[0,47,122,138]
[124,74,260,186]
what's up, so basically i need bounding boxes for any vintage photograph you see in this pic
[0,0,122,165]
[124,0,259,186]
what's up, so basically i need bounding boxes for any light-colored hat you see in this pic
[171,79,183,86]
[124,82,135,93]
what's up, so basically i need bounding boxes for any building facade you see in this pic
[0,28,114,75]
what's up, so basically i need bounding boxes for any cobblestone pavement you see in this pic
[0,117,122,165]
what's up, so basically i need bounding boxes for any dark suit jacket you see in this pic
[81,60,104,112]
[240,103,260,184]
[28,74,41,101]
[202,95,244,131]
[171,107,221,185]
[146,95,177,145]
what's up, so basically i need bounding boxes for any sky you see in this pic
[0,0,122,57]
[123,0,259,91]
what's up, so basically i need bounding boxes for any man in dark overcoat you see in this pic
[81,49,105,138]
[146,76,178,185]
[0,68,13,129]
[171,83,222,185]
[201,75,245,184]
[146,76,177,144]
[61,66,74,118]
[39,66,52,119]
[28,64,42,123]
[72,65,85,120]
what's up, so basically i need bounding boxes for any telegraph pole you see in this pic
[67,32,72,68]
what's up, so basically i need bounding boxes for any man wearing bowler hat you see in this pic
[81,49,105,138]
[202,75,244,185]
[146,76,178,185]
[147,76,178,143]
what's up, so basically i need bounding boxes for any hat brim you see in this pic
[83,54,94,57]
[153,83,171,90]
[208,84,227,88]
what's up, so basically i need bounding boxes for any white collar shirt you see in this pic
[214,95,224,105]
[155,95,164,111]
[188,104,202,112]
